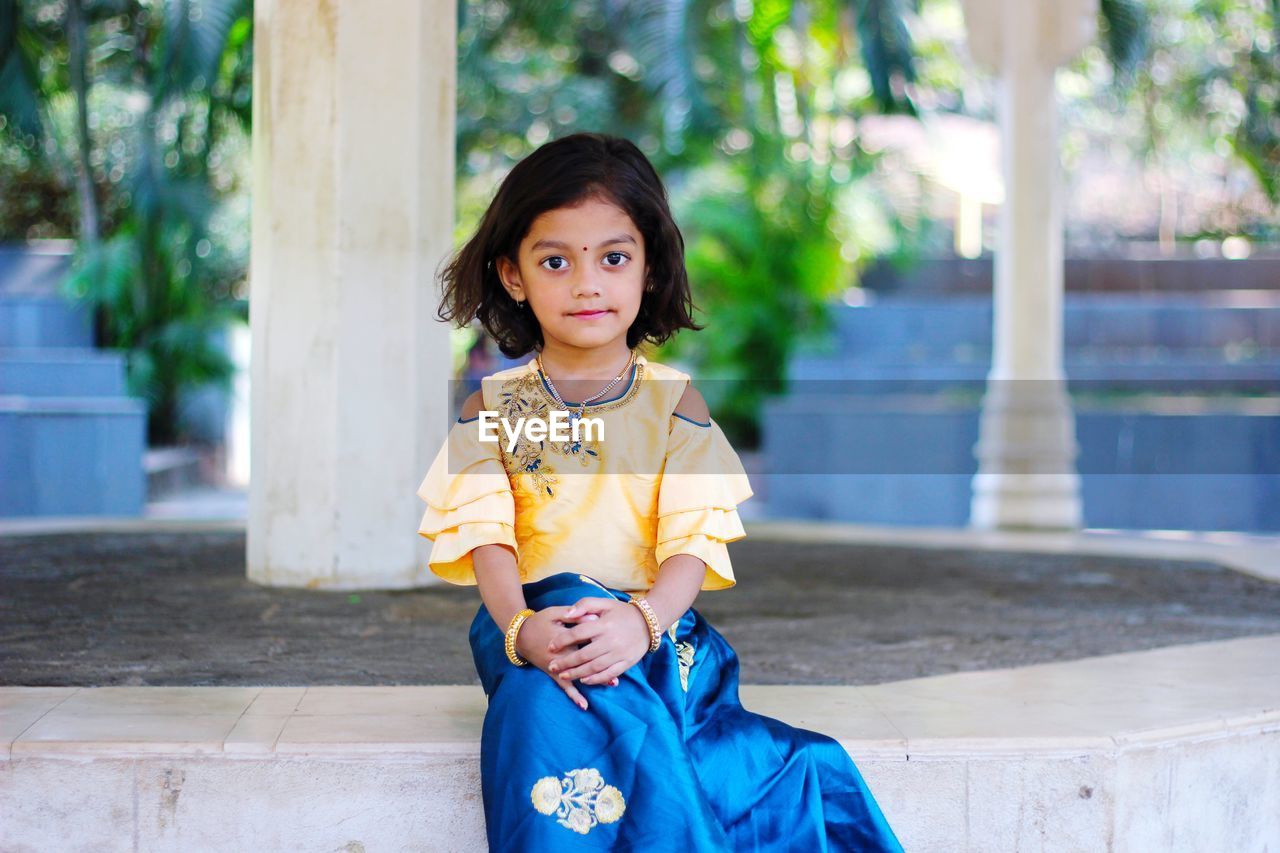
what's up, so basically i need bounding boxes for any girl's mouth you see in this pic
[569,310,611,319]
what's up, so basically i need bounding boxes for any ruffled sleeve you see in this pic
[655,415,754,590]
[416,418,518,585]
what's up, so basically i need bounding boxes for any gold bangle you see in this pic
[626,595,663,653]
[505,608,535,666]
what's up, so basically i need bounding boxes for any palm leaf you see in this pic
[155,0,248,101]
[610,0,720,141]
[849,0,917,114]
[0,0,45,138]
[1098,0,1150,83]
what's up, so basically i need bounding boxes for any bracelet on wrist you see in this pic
[505,607,535,666]
[626,595,663,653]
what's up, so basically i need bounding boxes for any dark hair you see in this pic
[436,132,703,358]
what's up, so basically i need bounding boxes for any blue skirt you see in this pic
[468,571,905,851]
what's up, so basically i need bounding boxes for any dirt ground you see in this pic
[2,530,1278,687]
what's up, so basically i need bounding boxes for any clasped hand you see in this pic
[514,596,653,710]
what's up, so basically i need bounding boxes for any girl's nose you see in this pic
[570,273,603,298]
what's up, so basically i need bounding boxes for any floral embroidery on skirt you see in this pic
[530,768,626,834]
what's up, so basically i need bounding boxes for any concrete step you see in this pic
[0,395,146,517]
[0,242,73,295]
[144,446,208,500]
[0,348,129,397]
[786,355,1280,388]
[760,395,1280,531]
[817,294,1280,360]
[0,292,95,349]
[0,244,91,349]
[861,254,1280,294]
[2,635,1276,851]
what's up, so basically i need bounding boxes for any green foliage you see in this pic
[456,0,922,445]
[1098,0,1151,83]
[0,0,253,445]
[61,212,245,445]
[0,0,45,139]
[852,0,920,114]
[449,0,1174,443]
[665,153,853,445]
[0,131,75,237]
[6,0,1272,451]
[1069,0,1279,220]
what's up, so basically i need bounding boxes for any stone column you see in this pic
[959,0,1094,529]
[247,0,456,588]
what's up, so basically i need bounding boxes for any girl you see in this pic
[417,132,903,851]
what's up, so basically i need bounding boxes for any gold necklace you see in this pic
[535,350,637,420]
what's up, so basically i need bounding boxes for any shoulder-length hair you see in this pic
[437,132,703,358]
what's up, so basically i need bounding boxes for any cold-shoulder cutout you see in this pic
[458,389,484,423]
[672,382,710,426]
[655,410,754,590]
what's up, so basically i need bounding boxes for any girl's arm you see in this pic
[471,543,528,631]
[618,552,705,637]
[472,542,600,710]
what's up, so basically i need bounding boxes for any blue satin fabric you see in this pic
[469,571,905,851]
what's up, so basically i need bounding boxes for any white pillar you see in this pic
[960,0,1095,529]
[247,0,456,588]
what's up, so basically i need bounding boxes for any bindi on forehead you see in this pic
[583,246,588,251]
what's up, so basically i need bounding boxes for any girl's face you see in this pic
[496,196,646,358]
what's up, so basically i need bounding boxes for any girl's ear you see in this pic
[495,256,526,302]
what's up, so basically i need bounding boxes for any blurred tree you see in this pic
[1177,0,1278,206]
[454,0,1151,445]
[0,0,253,445]
[1060,0,1277,247]
[456,0,925,444]
[9,0,1263,448]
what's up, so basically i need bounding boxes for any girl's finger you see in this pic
[560,653,619,683]
[547,619,606,653]
[541,605,575,621]
[555,611,599,627]
[547,613,599,651]
[582,659,629,685]
[550,640,610,673]
[564,596,615,618]
[558,679,588,711]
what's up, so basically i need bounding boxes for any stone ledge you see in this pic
[4,635,1279,761]
[3,636,1279,851]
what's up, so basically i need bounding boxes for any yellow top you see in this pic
[415,354,754,593]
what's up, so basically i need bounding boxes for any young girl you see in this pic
[417,132,903,851]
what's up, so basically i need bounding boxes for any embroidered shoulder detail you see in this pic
[530,768,626,834]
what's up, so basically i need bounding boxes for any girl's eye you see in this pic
[539,252,629,271]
